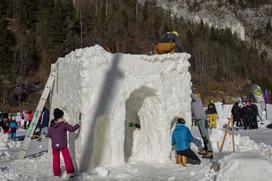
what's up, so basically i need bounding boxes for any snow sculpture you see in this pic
[50,45,192,171]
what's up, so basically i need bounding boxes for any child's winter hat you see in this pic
[54,108,64,120]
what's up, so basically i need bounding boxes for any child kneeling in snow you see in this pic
[172,118,201,166]
[48,108,80,177]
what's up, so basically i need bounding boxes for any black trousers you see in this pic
[243,117,252,129]
[233,116,242,127]
[176,148,201,165]
[251,116,258,129]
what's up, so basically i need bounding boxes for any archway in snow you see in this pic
[124,86,156,162]
[170,117,178,131]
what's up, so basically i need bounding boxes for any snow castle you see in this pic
[50,45,192,171]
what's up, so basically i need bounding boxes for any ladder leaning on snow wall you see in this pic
[18,71,56,159]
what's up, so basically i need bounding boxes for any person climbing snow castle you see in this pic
[191,91,213,159]
[48,108,80,177]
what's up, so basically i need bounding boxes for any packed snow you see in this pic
[50,45,192,170]
[1,125,272,180]
[217,152,272,181]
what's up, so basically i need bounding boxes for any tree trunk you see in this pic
[106,0,109,22]
[80,5,83,48]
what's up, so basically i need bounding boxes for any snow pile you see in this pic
[209,128,272,180]
[235,135,272,158]
[208,128,272,157]
[0,166,20,181]
[0,133,8,150]
[209,129,235,152]
[0,133,20,160]
[0,153,53,181]
[51,45,192,170]
[217,152,272,181]
[267,104,272,121]
[92,167,110,177]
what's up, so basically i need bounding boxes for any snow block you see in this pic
[51,45,192,171]
[217,152,272,181]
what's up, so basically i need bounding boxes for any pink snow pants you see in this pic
[52,147,74,176]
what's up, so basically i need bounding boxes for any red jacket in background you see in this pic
[29,112,33,122]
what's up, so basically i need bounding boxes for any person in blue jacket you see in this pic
[172,118,201,166]
[9,118,18,140]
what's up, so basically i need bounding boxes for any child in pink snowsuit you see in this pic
[48,108,80,177]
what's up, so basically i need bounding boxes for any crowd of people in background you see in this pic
[0,107,49,140]
[204,98,260,130]
[232,100,259,130]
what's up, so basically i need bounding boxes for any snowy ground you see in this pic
[0,124,272,181]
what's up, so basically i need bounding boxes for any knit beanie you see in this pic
[53,108,64,120]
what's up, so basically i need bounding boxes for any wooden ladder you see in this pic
[18,72,56,159]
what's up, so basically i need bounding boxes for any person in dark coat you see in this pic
[48,108,80,177]
[0,111,3,132]
[40,107,50,137]
[172,118,201,166]
[0,113,10,134]
[231,102,242,127]
[241,102,253,130]
[155,31,183,54]
[249,100,258,129]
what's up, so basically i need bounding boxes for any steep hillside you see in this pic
[140,0,272,58]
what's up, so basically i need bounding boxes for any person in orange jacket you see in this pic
[155,31,183,54]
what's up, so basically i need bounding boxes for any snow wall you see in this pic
[50,45,192,171]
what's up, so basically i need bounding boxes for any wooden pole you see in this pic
[231,118,235,152]
[220,118,231,153]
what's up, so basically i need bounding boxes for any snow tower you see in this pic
[50,45,192,171]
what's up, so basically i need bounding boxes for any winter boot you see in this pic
[181,155,187,167]
[176,155,182,164]
[198,149,207,155]
[203,151,213,159]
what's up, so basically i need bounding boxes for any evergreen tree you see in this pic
[0,0,15,75]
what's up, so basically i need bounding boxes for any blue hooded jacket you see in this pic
[172,123,193,151]
[9,121,18,129]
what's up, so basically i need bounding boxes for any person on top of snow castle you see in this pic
[155,31,183,54]
[48,108,80,177]
[172,118,201,167]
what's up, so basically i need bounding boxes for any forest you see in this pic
[0,0,272,109]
